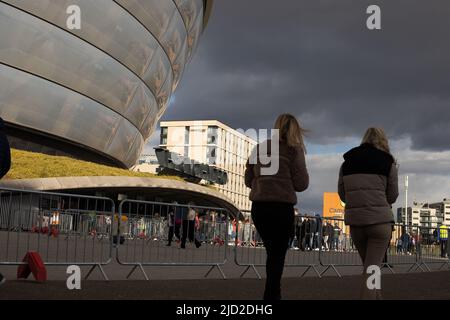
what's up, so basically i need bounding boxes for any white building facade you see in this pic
[397,200,450,230]
[159,120,257,211]
[429,199,450,227]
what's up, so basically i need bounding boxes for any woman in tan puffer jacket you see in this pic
[245,114,309,300]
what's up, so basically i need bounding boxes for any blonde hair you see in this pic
[274,114,307,153]
[361,127,391,154]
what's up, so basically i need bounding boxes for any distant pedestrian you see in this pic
[326,222,333,250]
[309,217,317,250]
[438,225,448,258]
[332,224,341,251]
[338,127,399,300]
[299,217,307,251]
[396,238,403,254]
[322,222,330,251]
[288,210,299,249]
[245,114,309,300]
[304,218,312,251]
[0,117,11,286]
[167,202,179,246]
[181,202,201,249]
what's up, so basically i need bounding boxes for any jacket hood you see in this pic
[0,118,5,132]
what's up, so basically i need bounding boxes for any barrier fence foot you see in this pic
[204,265,227,280]
[85,264,109,281]
[438,261,450,270]
[319,265,341,278]
[239,265,262,280]
[408,262,430,273]
[300,265,322,278]
[126,264,149,280]
[421,263,432,272]
[381,263,395,274]
[406,263,419,273]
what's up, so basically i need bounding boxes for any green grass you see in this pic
[4,149,184,181]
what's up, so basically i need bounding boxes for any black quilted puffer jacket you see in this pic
[338,143,399,226]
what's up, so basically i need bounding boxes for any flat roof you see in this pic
[0,176,240,216]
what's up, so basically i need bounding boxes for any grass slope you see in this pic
[4,149,182,181]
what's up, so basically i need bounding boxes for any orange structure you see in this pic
[323,192,345,219]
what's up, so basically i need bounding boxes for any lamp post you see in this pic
[405,175,409,232]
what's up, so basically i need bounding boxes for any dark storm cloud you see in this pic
[162,0,450,151]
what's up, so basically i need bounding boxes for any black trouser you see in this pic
[181,220,201,248]
[167,224,181,246]
[251,201,294,301]
[441,240,448,258]
[168,226,175,245]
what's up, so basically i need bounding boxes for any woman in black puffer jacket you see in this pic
[338,127,399,300]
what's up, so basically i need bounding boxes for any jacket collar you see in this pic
[343,143,393,161]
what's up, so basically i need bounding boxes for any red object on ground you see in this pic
[17,252,47,282]
[50,227,59,237]
[138,232,147,239]
[213,236,224,246]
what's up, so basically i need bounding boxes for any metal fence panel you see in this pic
[415,225,450,271]
[0,187,115,279]
[116,199,230,280]
[234,211,322,278]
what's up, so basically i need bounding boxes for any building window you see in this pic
[160,127,168,145]
[185,126,190,144]
[207,146,216,165]
[207,126,218,144]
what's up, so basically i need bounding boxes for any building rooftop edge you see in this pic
[160,120,257,143]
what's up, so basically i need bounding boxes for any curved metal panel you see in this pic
[2,0,173,100]
[0,64,140,167]
[0,0,208,168]
[173,0,204,59]
[0,2,158,138]
[115,0,189,90]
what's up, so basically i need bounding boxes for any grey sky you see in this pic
[150,0,450,213]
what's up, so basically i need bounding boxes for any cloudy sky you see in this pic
[146,0,450,215]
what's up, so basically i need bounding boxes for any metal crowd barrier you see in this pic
[318,217,360,277]
[234,211,322,279]
[387,224,420,272]
[0,187,115,280]
[234,211,437,279]
[413,225,450,272]
[2,185,447,282]
[318,218,421,277]
[116,199,230,280]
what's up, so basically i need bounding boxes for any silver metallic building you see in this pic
[0,0,213,168]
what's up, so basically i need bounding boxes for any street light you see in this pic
[405,175,409,232]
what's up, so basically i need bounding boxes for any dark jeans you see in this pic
[167,224,181,246]
[441,240,448,258]
[181,220,201,248]
[251,201,294,301]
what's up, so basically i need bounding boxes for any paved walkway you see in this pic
[1,271,449,300]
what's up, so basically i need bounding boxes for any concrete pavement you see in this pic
[1,271,449,300]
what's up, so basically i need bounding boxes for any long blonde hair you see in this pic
[361,127,391,154]
[274,114,307,153]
